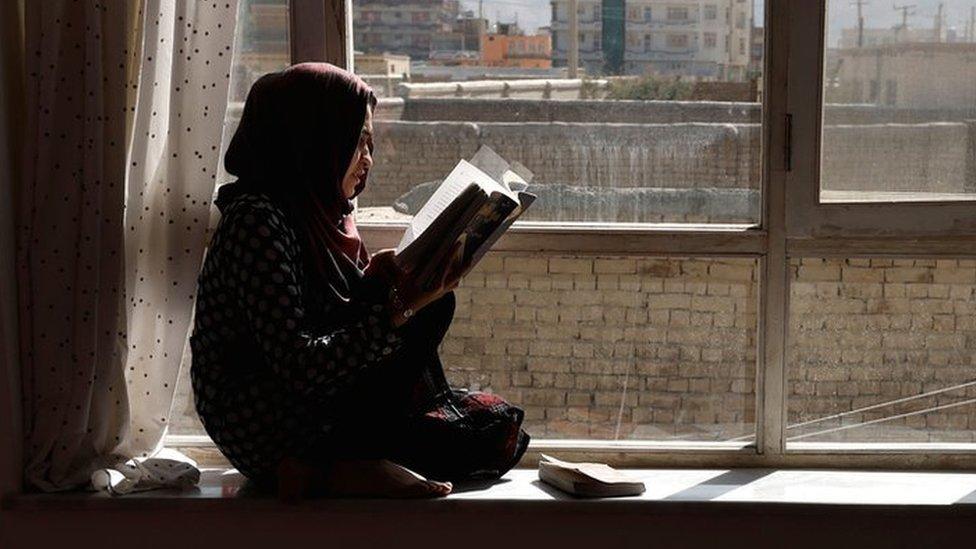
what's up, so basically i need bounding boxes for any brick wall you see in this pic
[441,254,758,440]
[788,258,976,443]
[170,254,976,443]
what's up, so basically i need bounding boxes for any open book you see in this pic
[395,146,536,289]
[538,454,646,498]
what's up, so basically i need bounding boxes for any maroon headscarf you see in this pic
[219,63,376,285]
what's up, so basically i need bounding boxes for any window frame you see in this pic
[785,0,976,241]
[163,0,976,470]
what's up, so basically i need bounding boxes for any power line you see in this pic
[893,3,916,30]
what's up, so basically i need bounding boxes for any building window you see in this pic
[705,5,718,20]
[739,38,746,55]
[667,33,689,49]
[628,7,641,21]
[644,33,653,51]
[644,7,652,22]
[668,7,689,21]
[704,32,717,49]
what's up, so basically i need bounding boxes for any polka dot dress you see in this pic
[190,192,402,482]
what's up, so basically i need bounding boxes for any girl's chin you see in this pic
[351,180,367,198]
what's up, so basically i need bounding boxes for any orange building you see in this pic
[481,32,552,69]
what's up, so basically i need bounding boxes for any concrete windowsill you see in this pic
[7,467,976,515]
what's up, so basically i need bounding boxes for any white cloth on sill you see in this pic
[91,448,200,496]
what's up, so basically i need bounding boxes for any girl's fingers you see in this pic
[439,242,463,289]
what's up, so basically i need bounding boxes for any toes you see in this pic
[428,480,452,496]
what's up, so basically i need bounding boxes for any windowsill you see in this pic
[7,467,976,514]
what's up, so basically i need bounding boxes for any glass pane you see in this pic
[788,258,976,445]
[821,0,976,203]
[169,0,291,437]
[353,0,764,225]
[445,255,757,442]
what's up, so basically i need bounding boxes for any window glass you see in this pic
[821,0,976,203]
[354,0,763,226]
[788,258,976,445]
[444,254,758,442]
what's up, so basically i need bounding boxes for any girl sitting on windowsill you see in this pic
[189,63,529,499]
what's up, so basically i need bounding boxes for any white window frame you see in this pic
[785,1,976,241]
[164,0,976,470]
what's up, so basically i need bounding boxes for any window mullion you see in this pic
[289,0,352,68]
[757,0,795,458]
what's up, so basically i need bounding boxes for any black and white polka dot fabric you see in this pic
[190,192,402,482]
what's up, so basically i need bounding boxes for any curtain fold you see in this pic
[19,0,239,492]
[0,0,26,496]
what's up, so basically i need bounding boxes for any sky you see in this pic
[462,0,976,45]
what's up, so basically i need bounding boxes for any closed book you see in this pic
[538,454,646,498]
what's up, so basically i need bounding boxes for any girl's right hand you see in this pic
[367,243,468,327]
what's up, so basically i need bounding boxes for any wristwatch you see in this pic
[388,283,414,322]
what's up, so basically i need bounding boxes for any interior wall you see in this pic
[0,0,25,501]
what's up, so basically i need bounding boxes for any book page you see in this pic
[396,160,493,254]
[469,145,512,187]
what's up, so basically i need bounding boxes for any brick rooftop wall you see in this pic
[362,121,974,213]
[788,258,976,443]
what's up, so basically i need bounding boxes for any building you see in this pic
[828,43,976,110]
[353,0,461,59]
[550,0,753,79]
[356,52,412,77]
[481,24,553,69]
[356,52,411,97]
[233,0,289,101]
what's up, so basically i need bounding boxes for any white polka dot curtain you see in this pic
[19,0,239,491]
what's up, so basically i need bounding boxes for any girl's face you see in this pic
[341,107,374,200]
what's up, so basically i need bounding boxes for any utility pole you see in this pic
[892,4,916,43]
[934,2,943,43]
[970,7,975,43]
[568,0,580,78]
[479,0,484,21]
[851,0,869,48]
[893,4,916,31]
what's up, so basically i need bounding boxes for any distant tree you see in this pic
[605,76,693,101]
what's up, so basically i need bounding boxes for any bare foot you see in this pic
[323,459,452,499]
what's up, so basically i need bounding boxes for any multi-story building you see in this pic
[481,24,553,69]
[550,0,753,79]
[430,11,489,55]
[353,0,461,60]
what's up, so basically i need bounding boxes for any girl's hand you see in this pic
[366,244,467,327]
